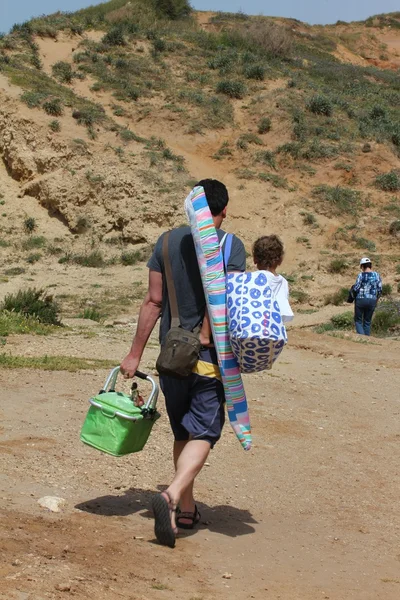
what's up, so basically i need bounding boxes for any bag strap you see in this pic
[223,233,233,271]
[162,231,180,329]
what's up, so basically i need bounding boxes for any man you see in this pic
[120,179,246,547]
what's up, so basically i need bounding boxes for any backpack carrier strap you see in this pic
[162,232,180,329]
[222,233,233,271]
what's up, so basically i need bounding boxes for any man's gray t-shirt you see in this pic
[147,226,246,344]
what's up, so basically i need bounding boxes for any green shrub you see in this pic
[369,105,387,121]
[307,94,333,117]
[1,288,61,325]
[290,289,309,303]
[302,212,316,226]
[312,185,361,215]
[236,133,263,150]
[330,311,353,329]
[72,105,105,128]
[21,91,46,108]
[244,64,265,80]
[324,287,349,306]
[212,141,233,160]
[389,220,400,235]
[258,172,288,188]
[121,250,142,266]
[73,251,105,268]
[43,98,63,116]
[372,300,400,335]
[354,237,376,252]
[0,310,56,336]
[79,307,102,321]
[112,104,126,117]
[258,117,271,134]
[328,258,348,274]
[155,0,192,19]
[119,128,145,143]
[208,51,237,73]
[277,142,302,159]
[4,267,25,277]
[22,236,46,250]
[49,119,61,132]
[216,80,246,99]
[102,26,126,46]
[392,128,400,147]
[381,283,392,297]
[26,253,41,264]
[375,171,400,192]
[24,217,36,234]
[52,61,73,83]
[255,150,276,169]
[152,38,167,53]
[302,139,340,160]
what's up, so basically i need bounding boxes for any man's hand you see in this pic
[120,354,140,379]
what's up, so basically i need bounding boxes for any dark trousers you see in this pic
[354,298,377,336]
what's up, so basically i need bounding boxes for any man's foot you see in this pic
[152,491,178,548]
[176,505,201,530]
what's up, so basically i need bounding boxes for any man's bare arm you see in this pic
[120,270,163,378]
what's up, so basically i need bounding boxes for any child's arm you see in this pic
[199,308,212,346]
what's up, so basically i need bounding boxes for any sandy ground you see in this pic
[1,13,400,599]
[1,322,400,600]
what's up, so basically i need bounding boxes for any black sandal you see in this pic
[152,491,177,548]
[176,505,201,530]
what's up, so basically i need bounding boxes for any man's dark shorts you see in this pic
[159,348,225,448]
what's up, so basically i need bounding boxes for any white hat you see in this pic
[360,257,371,266]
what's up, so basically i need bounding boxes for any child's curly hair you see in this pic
[253,235,284,270]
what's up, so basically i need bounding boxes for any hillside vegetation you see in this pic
[0,0,399,319]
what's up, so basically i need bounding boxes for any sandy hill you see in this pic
[0,1,399,317]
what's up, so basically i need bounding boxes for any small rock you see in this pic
[113,318,135,326]
[38,496,66,513]
[11,559,21,566]
[55,583,71,592]
[222,573,232,579]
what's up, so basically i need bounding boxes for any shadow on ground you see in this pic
[75,485,257,538]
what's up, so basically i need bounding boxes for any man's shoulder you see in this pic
[168,226,191,241]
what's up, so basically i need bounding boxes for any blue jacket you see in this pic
[353,271,382,300]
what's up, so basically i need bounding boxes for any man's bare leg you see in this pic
[166,439,211,530]
[173,441,196,524]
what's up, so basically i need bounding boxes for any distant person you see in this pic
[352,257,382,336]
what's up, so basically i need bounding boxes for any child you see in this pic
[199,234,293,346]
[252,234,293,323]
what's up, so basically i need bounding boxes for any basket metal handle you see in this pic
[99,366,159,412]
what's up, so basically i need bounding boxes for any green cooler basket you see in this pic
[80,367,160,457]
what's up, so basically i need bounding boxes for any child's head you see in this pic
[253,235,284,271]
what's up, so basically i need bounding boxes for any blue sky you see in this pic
[1,0,398,33]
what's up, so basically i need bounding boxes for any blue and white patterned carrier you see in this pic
[227,271,287,373]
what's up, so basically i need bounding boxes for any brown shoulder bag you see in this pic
[156,232,201,379]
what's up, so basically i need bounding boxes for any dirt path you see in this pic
[1,327,399,600]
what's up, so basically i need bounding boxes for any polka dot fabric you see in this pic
[227,271,287,373]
